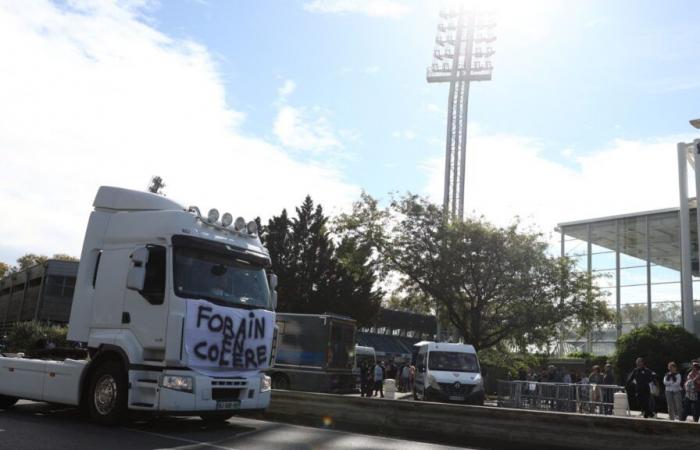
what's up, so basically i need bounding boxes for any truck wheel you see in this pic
[200,413,233,425]
[0,395,18,409]
[272,374,289,390]
[88,361,127,425]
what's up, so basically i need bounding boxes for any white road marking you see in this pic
[123,427,240,450]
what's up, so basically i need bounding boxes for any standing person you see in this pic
[626,357,654,418]
[400,364,410,393]
[683,360,700,422]
[602,363,615,415]
[373,361,385,398]
[408,364,416,393]
[589,365,605,406]
[359,362,368,397]
[664,362,683,421]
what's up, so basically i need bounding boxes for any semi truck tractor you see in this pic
[0,186,278,424]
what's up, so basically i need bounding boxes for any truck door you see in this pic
[123,245,168,350]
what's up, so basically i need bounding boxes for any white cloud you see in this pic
[273,105,342,153]
[0,1,359,263]
[421,130,693,238]
[303,0,411,18]
[392,130,416,140]
[277,79,296,99]
[425,103,441,113]
[364,65,380,75]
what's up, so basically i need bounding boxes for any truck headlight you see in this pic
[160,375,193,393]
[260,374,271,392]
[427,374,440,390]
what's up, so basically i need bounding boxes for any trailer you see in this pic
[268,313,356,393]
[0,186,278,424]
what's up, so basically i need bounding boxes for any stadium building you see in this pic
[557,138,700,354]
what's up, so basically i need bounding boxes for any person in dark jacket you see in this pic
[602,363,615,415]
[627,357,654,418]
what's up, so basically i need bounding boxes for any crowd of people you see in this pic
[358,360,416,398]
[515,357,700,420]
[626,357,700,421]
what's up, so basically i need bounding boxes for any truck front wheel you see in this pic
[0,394,18,409]
[88,361,128,425]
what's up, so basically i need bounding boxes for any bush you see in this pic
[5,321,68,353]
[612,323,700,384]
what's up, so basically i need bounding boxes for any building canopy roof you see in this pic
[557,203,698,274]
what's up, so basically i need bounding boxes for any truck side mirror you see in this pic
[126,246,149,291]
[268,274,278,310]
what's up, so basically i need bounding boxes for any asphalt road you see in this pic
[0,401,473,450]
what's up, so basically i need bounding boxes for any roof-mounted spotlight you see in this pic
[234,217,246,231]
[246,220,258,235]
[221,212,233,227]
[207,208,219,223]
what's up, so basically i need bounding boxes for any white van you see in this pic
[413,342,484,405]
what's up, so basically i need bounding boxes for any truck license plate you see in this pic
[216,401,240,410]
[449,396,465,401]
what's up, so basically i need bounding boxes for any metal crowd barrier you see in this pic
[496,380,624,415]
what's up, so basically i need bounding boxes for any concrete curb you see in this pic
[264,390,700,450]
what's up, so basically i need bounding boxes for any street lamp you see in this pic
[690,118,700,129]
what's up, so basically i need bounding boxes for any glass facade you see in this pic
[559,208,699,355]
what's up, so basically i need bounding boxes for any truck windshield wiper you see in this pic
[185,294,267,310]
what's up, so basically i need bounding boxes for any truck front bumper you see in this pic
[132,369,271,413]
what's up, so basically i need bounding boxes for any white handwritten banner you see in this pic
[184,299,275,377]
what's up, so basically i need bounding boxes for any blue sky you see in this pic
[1,0,699,263]
[149,0,700,188]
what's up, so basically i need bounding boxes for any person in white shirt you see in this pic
[664,361,683,420]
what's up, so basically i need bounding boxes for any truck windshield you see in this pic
[428,351,479,372]
[173,246,270,309]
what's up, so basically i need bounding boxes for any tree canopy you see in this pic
[337,193,612,351]
[613,323,700,385]
[260,196,381,325]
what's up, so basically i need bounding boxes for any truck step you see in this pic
[130,402,155,409]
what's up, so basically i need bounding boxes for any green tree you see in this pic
[260,196,381,325]
[0,262,9,278]
[339,193,611,351]
[613,323,700,385]
[15,253,49,271]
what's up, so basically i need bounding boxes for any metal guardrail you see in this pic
[497,380,625,415]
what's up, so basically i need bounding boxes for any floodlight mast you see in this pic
[428,5,495,221]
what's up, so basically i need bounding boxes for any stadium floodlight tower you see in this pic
[428,4,495,220]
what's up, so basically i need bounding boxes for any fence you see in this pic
[497,380,625,415]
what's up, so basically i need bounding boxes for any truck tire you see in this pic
[200,413,233,425]
[271,374,289,390]
[0,395,18,409]
[87,360,128,425]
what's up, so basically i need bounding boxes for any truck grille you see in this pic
[212,388,242,401]
[439,382,474,396]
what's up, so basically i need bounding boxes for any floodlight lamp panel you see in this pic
[690,119,700,129]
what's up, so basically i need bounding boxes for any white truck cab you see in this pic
[0,186,278,424]
[413,342,484,405]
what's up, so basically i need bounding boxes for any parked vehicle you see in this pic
[355,345,376,370]
[413,342,484,405]
[269,313,356,393]
[0,186,278,424]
